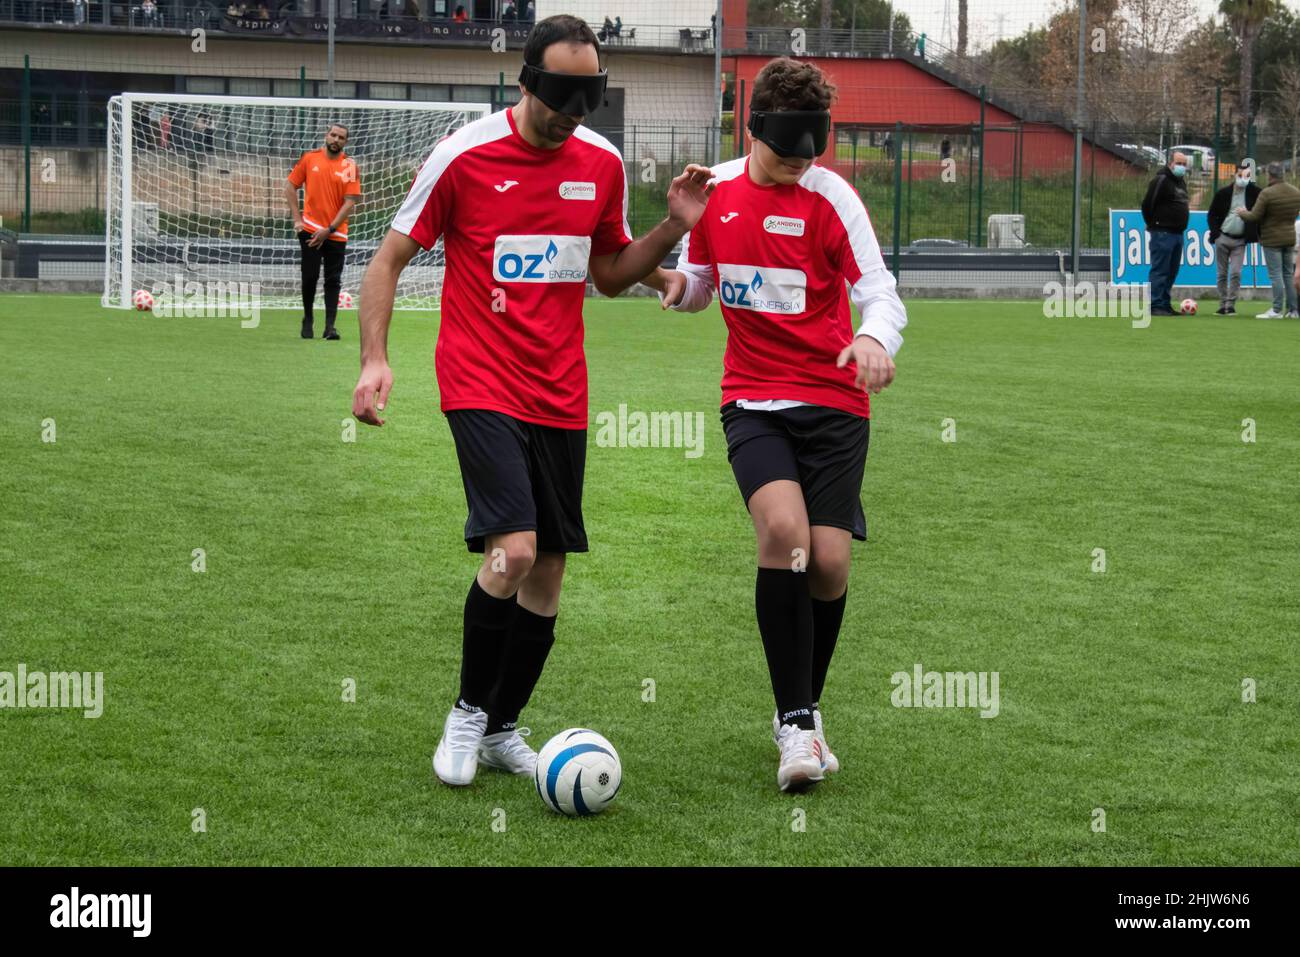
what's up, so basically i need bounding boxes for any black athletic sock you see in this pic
[810,589,847,705]
[456,578,517,713]
[485,605,557,734]
[755,567,815,731]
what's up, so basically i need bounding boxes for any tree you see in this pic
[1219,0,1277,132]
[958,0,968,57]
[1268,61,1300,177]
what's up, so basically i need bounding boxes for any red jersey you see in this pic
[674,156,907,418]
[391,107,632,429]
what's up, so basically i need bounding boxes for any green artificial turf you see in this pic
[0,294,1296,866]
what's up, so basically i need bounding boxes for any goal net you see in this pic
[103,93,489,311]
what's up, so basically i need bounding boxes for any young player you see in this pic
[651,57,907,793]
[285,123,361,340]
[351,15,710,787]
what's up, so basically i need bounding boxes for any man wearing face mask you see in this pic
[350,15,711,787]
[1206,161,1261,315]
[1141,151,1190,316]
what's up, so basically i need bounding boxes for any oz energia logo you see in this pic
[493,234,591,283]
[717,263,806,314]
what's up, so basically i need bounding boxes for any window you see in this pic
[229,78,271,97]
[187,77,226,95]
[370,83,407,100]
[410,84,450,101]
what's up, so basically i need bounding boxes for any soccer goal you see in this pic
[103,93,489,311]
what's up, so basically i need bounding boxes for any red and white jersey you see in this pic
[673,155,907,418]
[391,107,632,429]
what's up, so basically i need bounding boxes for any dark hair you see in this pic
[328,123,349,136]
[750,57,836,113]
[523,14,600,68]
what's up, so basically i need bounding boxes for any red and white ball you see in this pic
[132,289,154,311]
[1179,298,1198,315]
[337,290,354,309]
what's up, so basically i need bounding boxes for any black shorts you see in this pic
[720,401,869,541]
[445,409,588,554]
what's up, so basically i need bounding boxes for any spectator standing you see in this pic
[452,4,466,22]
[1235,161,1300,318]
[1206,161,1261,315]
[1141,151,1190,316]
[940,137,951,161]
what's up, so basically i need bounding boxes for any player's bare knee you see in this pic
[483,535,537,586]
[808,554,850,598]
[757,511,810,558]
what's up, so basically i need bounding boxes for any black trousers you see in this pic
[298,231,346,325]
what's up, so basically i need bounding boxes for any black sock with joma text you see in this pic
[755,567,816,732]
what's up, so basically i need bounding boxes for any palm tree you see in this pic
[1219,0,1276,132]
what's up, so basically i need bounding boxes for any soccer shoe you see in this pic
[775,723,824,793]
[773,709,839,773]
[323,327,340,341]
[300,318,314,339]
[432,706,488,786]
[1257,309,1284,319]
[812,709,841,773]
[477,727,537,776]
[1214,306,1228,315]
[1287,311,1300,319]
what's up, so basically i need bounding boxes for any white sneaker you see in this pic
[1287,311,1300,319]
[812,709,841,773]
[776,723,824,793]
[773,709,839,773]
[477,727,537,776]
[1257,309,1284,319]
[432,706,488,786]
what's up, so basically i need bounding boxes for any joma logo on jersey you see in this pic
[493,235,591,283]
[763,215,805,236]
[717,263,807,314]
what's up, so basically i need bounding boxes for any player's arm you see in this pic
[589,164,713,298]
[313,195,359,247]
[283,179,304,232]
[1236,191,1267,221]
[656,223,714,312]
[352,229,420,427]
[285,156,307,232]
[827,185,907,395]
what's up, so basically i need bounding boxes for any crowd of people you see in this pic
[1143,155,1300,318]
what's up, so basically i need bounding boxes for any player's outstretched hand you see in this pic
[667,163,714,231]
[352,360,393,426]
[660,270,687,309]
[836,335,896,395]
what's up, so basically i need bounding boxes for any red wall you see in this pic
[730,55,1135,178]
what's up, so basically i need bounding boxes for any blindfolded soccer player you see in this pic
[352,15,710,787]
[648,57,908,793]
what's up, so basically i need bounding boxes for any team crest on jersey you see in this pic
[493,235,592,283]
[716,263,806,314]
[763,215,805,237]
[558,181,597,201]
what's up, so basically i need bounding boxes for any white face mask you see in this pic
[1236,176,1250,188]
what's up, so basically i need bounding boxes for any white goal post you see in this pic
[103,92,490,311]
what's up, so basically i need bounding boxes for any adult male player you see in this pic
[351,15,711,786]
[652,57,907,793]
[285,123,361,340]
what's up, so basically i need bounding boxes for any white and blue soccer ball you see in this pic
[534,728,621,817]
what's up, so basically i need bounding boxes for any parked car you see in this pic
[1117,143,1164,167]
[1167,144,1216,173]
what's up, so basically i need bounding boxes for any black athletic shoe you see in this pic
[323,328,340,341]
[1215,306,1227,315]
[1150,307,1175,316]
[301,319,314,339]
[1226,307,1237,315]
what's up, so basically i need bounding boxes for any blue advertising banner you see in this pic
[1110,209,1274,287]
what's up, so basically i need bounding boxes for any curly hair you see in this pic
[750,57,837,113]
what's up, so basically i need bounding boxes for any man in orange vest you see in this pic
[284,124,362,339]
